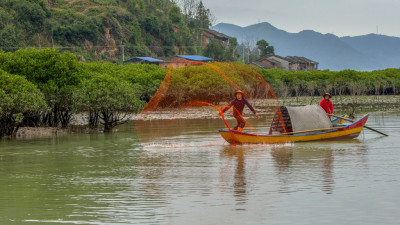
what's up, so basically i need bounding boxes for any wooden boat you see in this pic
[219,108,369,144]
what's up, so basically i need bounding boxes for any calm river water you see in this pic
[1,111,400,225]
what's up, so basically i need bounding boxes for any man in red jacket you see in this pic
[319,93,334,116]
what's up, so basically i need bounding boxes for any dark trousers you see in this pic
[233,114,246,130]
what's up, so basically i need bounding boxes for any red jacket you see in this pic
[319,99,334,114]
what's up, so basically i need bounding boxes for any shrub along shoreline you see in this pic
[1,49,400,138]
[0,48,165,137]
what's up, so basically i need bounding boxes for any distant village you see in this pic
[124,29,319,71]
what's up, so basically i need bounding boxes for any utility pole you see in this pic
[242,45,244,63]
[247,49,250,64]
[51,28,54,49]
[121,45,125,64]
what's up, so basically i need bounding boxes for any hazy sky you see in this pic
[202,0,400,37]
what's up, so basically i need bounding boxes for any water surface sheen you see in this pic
[1,112,400,225]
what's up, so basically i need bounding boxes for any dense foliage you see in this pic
[163,64,400,106]
[0,0,50,48]
[254,68,400,98]
[76,73,145,131]
[0,69,48,137]
[203,38,239,62]
[164,62,271,106]
[256,39,274,57]
[82,61,166,102]
[0,0,215,61]
[0,49,164,136]
[0,48,84,127]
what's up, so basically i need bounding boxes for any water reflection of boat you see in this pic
[270,139,367,194]
[219,105,369,144]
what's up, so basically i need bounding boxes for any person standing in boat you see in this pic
[319,92,334,116]
[222,90,259,132]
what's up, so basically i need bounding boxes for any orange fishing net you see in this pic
[135,60,286,146]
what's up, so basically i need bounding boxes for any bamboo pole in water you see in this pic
[329,114,388,136]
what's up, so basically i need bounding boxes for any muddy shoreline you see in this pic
[10,95,400,139]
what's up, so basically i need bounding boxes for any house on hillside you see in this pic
[201,29,231,48]
[123,57,164,65]
[285,56,319,71]
[250,55,290,70]
[176,55,213,62]
[157,57,189,68]
[249,57,278,69]
[159,55,213,68]
[124,55,213,68]
[250,55,318,71]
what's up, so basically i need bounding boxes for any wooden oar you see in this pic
[271,127,341,136]
[329,114,388,136]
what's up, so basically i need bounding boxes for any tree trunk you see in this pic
[89,110,99,129]
[59,110,72,128]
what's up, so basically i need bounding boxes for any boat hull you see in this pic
[219,114,369,144]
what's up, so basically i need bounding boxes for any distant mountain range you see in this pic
[213,22,400,71]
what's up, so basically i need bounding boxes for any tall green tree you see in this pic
[196,0,211,29]
[77,73,145,131]
[0,70,48,137]
[203,40,225,61]
[224,38,240,61]
[256,39,275,56]
[0,49,84,128]
[168,5,182,23]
